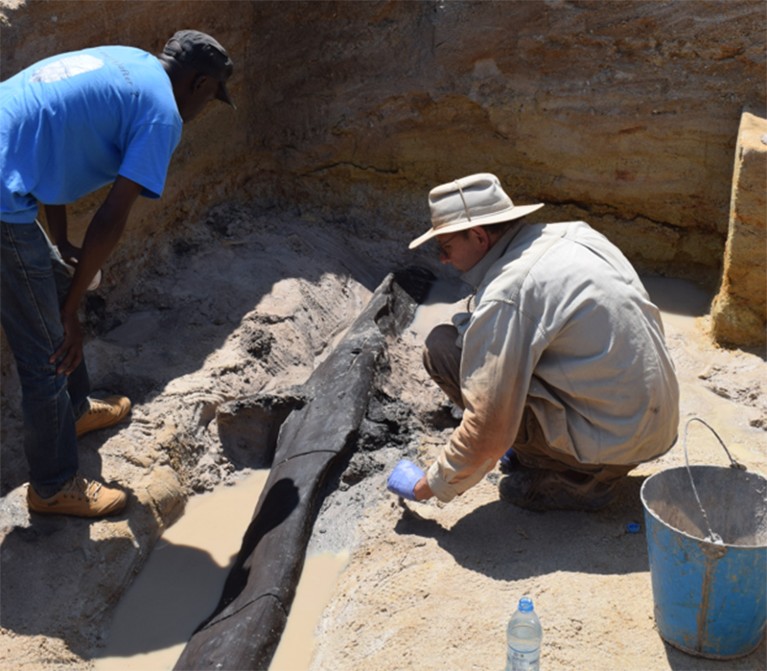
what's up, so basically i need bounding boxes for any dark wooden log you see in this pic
[174,268,433,671]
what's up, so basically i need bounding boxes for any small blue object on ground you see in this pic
[626,522,641,534]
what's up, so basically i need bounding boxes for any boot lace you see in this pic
[62,476,103,501]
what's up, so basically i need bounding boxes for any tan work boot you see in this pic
[27,476,127,517]
[76,395,131,438]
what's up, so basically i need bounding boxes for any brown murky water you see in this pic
[94,470,347,671]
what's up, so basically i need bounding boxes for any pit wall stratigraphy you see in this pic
[711,113,767,348]
[1,0,764,321]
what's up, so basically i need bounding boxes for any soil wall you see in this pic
[2,0,765,297]
[711,113,767,348]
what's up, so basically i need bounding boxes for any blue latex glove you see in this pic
[387,459,425,501]
[499,448,519,474]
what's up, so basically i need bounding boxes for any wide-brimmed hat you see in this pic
[408,173,543,249]
[163,29,235,108]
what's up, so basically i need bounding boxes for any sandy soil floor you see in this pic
[1,205,765,671]
[308,276,767,671]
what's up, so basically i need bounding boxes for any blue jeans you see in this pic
[1,220,91,497]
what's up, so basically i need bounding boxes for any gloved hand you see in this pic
[387,459,425,501]
[499,448,520,474]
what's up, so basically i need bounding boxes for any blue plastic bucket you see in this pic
[640,420,767,659]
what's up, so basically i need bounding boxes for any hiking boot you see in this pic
[76,395,131,438]
[498,467,619,512]
[27,476,127,518]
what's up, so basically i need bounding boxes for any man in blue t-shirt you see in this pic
[0,30,234,518]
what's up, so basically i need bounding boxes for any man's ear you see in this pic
[191,72,209,93]
[469,226,492,251]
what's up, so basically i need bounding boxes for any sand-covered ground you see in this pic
[307,272,767,671]
[1,205,765,671]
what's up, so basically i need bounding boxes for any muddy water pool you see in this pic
[94,470,347,671]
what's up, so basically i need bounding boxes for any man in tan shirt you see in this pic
[388,173,679,511]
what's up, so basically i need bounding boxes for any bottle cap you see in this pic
[626,522,641,534]
[518,596,534,612]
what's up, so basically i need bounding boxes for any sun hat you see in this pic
[163,29,235,108]
[408,173,544,249]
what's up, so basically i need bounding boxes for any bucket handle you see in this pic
[683,417,746,472]
[683,417,746,544]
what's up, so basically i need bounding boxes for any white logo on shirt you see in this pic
[30,54,104,83]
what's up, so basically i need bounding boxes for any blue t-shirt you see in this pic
[0,45,182,224]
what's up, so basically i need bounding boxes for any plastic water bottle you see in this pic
[505,596,542,671]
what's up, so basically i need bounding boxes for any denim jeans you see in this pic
[1,220,91,497]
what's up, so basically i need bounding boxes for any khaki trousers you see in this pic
[423,323,633,486]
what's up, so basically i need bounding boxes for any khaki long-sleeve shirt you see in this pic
[426,221,680,502]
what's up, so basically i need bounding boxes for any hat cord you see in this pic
[455,181,472,222]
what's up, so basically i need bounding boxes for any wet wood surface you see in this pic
[174,268,432,670]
